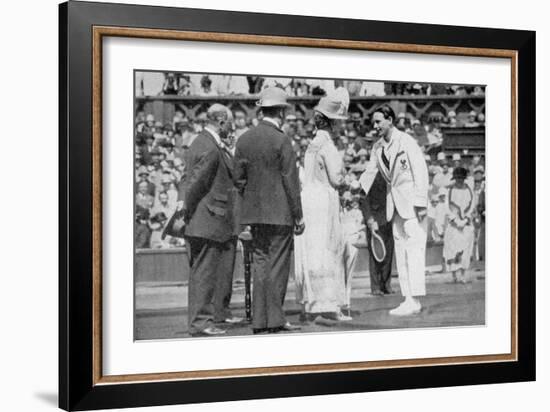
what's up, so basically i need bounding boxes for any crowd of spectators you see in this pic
[136,72,486,98]
[134,74,486,253]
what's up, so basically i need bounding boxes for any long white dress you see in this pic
[443,184,476,271]
[294,130,357,314]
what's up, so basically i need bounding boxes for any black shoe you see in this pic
[371,290,384,296]
[383,288,395,295]
[252,328,269,335]
[267,322,302,334]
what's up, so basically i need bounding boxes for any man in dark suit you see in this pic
[359,170,395,295]
[177,103,240,337]
[234,87,304,334]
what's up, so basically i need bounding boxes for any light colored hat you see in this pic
[314,88,350,120]
[452,153,461,161]
[424,154,432,161]
[173,158,183,166]
[397,112,406,119]
[473,165,485,173]
[469,110,477,117]
[342,191,352,201]
[437,152,447,161]
[137,165,149,176]
[146,114,155,122]
[448,111,456,118]
[256,87,290,108]
[431,194,440,202]
[350,180,360,190]
[357,148,368,157]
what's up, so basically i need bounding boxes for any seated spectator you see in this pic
[452,153,462,169]
[344,80,363,97]
[433,154,454,190]
[136,181,155,210]
[136,166,156,196]
[350,149,369,173]
[177,74,194,96]
[162,72,179,95]
[135,209,152,249]
[233,109,249,144]
[152,191,176,219]
[395,112,407,131]
[158,172,178,209]
[464,111,480,127]
[197,75,217,96]
[477,112,486,126]
[445,110,459,128]
[149,212,169,249]
[359,81,386,96]
[246,76,264,94]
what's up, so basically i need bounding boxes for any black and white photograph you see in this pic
[133,71,487,339]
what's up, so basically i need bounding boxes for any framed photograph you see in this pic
[59,1,535,410]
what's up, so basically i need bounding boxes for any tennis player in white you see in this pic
[359,105,429,316]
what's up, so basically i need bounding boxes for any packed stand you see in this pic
[135,73,485,258]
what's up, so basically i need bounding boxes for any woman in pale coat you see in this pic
[294,89,357,322]
[443,167,476,283]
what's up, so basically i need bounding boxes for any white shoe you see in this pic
[389,300,421,316]
[336,312,353,322]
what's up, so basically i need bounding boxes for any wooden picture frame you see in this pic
[59,1,535,410]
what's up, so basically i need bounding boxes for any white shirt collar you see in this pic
[204,126,222,146]
[262,117,281,129]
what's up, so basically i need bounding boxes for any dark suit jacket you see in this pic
[178,129,237,243]
[234,120,302,226]
[360,170,388,227]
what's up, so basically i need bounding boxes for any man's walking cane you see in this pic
[239,227,253,322]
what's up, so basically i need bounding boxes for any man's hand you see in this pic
[176,200,185,212]
[294,218,305,236]
[414,206,427,222]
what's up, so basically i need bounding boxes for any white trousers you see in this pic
[392,214,428,297]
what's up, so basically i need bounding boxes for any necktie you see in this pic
[382,146,390,170]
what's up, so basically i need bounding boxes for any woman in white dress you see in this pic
[294,89,357,322]
[443,167,476,283]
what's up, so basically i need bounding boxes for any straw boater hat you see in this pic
[256,87,290,108]
[313,88,350,120]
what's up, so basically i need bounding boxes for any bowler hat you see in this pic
[256,87,290,108]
